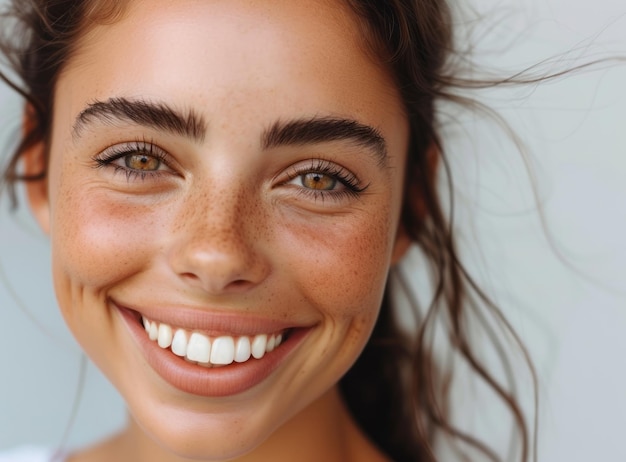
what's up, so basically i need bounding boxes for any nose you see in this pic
[167,189,270,295]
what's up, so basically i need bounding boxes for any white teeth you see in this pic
[142,316,285,366]
[234,336,251,363]
[210,336,235,365]
[157,323,173,349]
[251,334,267,359]
[171,329,188,357]
[187,333,211,363]
[148,322,158,341]
[266,335,276,352]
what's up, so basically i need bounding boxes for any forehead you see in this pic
[55,0,405,143]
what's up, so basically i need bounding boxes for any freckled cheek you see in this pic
[50,190,165,289]
[285,212,393,321]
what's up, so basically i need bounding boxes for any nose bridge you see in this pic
[169,177,267,293]
[187,184,247,242]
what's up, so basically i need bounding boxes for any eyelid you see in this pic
[278,158,368,201]
[92,139,180,179]
[94,140,168,164]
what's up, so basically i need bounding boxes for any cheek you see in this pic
[50,182,163,292]
[279,207,393,322]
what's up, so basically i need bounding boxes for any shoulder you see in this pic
[0,446,59,462]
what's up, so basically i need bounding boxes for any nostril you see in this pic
[226,279,254,290]
[180,272,200,281]
[179,271,255,293]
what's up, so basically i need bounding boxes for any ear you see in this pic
[22,109,50,234]
[390,142,439,265]
[390,224,411,265]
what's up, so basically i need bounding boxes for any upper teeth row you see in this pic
[142,317,284,366]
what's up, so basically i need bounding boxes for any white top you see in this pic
[0,447,66,462]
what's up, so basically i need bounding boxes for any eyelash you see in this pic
[93,143,367,200]
[282,158,368,201]
[92,140,172,181]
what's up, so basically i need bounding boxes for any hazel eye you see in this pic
[279,159,368,203]
[92,140,177,182]
[125,154,161,171]
[300,172,337,191]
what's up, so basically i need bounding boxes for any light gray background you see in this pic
[1,0,625,460]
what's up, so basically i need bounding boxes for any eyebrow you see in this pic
[72,97,207,142]
[262,117,388,167]
[72,98,388,165]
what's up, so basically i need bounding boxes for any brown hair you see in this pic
[0,1,535,461]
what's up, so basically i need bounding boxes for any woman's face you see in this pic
[30,0,408,458]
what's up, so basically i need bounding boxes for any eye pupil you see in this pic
[125,154,160,171]
[302,172,336,190]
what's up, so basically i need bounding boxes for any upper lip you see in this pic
[110,298,316,336]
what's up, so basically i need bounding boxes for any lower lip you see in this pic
[117,306,310,397]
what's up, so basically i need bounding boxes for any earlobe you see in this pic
[21,109,50,234]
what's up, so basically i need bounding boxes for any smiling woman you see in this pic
[0,0,540,461]
[29,3,411,458]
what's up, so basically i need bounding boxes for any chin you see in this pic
[128,402,282,461]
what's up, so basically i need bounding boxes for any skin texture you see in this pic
[25,0,410,460]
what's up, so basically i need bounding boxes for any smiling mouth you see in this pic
[117,304,310,396]
[141,315,289,367]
